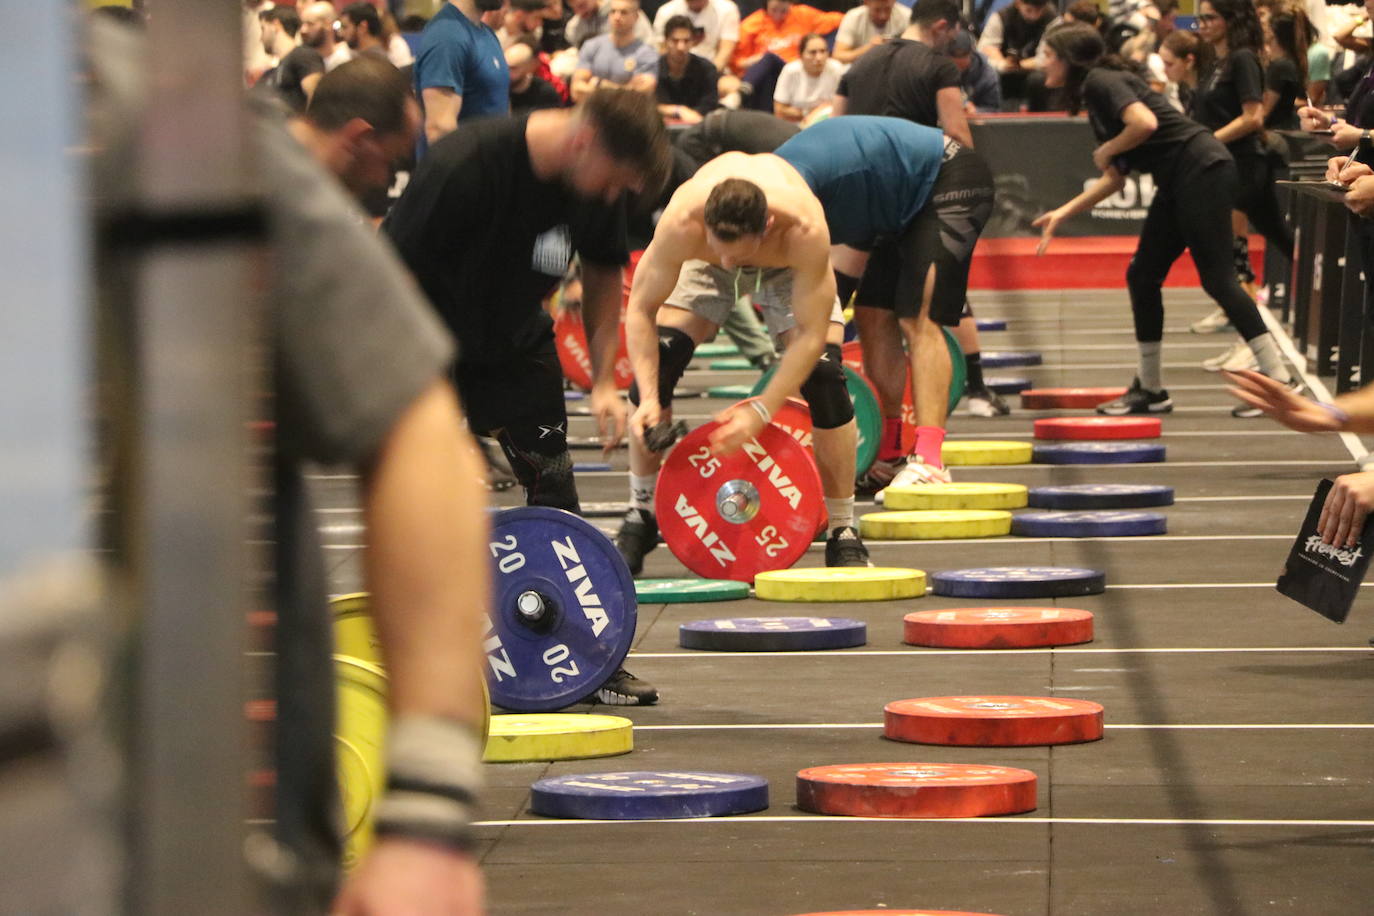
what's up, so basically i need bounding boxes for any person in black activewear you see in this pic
[383,91,671,705]
[1032,24,1296,418]
[1260,7,1308,132]
[1194,0,1294,314]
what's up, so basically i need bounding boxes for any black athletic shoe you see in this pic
[1231,377,1302,418]
[595,667,659,706]
[824,526,873,567]
[1096,378,1173,416]
[613,507,659,576]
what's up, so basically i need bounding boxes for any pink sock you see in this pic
[914,426,946,467]
[878,417,904,461]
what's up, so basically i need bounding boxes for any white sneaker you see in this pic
[1190,308,1233,334]
[965,388,1011,417]
[1202,341,1257,372]
[883,456,953,493]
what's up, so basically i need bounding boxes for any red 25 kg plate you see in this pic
[656,420,823,582]
[553,309,634,392]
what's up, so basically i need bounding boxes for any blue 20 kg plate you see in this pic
[485,507,637,712]
[1028,484,1175,510]
[530,771,770,819]
[932,566,1106,598]
[981,351,1043,368]
[1032,441,1166,465]
[679,617,867,651]
[1012,510,1168,538]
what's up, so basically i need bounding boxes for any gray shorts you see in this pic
[664,260,844,340]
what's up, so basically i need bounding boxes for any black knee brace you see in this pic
[496,433,580,514]
[628,326,696,409]
[800,343,854,430]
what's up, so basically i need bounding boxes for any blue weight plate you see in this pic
[1028,484,1175,510]
[1012,510,1167,538]
[932,566,1106,599]
[976,318,1008,331]
[530,771,770,820]
[679,617,867,651]
[1032,441,1166,465]
[564,391,585,401]
[486,507,637,712]
[573,462,611,472]
[987,376,1033,394]
[981,351,1043,368]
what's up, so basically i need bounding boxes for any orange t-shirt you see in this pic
[731,5,844,74]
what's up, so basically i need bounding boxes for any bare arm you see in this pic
[302,70,323,102]
[832,37,879,65]
[774,99,805,122]
[363,378,490,731]
[748,232,833,418]
[422,87,463,145]
[581,261,630,450]
[1335,16,1371,53]
[625,222,693,428]
[713,39,737,74]
[571,69,599,102]
[1032,168,1127,255]
[1213,98,1264,144]
[628,73,658,94]
[936,86,974,148]
[830,93,847,116]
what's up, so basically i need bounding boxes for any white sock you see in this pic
[1247,333,1291,382]
[825,496,855,531]
[629,474,656,512]
[1137,342,1164,392]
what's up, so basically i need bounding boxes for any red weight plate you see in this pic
[884,696,1104,746]
[842,341,920,452]
[902,607,1094,649]
[553,309,634,392]
[1019,387,1127,409]
[840,340,864,374]
[796,762,1037,818]
[656,421,824,582]
[1032,417,1161,440]
[793,911,1007,916]
[754,397,827,535]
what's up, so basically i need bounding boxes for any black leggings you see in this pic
[1234,151,1295,281]
[1125,157,1268,344]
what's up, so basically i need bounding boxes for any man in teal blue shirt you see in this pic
[414,0,511,157]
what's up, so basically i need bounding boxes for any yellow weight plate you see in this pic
[335,656,389,872]
[941,440,1033,466]
[754,567,926,602]
[883,482,1028,511]
[332,593,382,665]
[860,510,1012,541]
[483,714,634,763]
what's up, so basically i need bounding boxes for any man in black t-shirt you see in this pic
[656,15,720,121]
[383,90,670,705]
[258,7,327,112]
[507,40,565,112]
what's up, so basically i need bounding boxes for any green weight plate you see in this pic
[708,384,755,398]
[636,578,751,603]
[748,365,881,476]
[696,342,740,358]
[709,358,754,370]
[943,327,966,414]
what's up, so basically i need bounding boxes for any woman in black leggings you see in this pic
[1032,24,1295,417]
[1195,0,1294,309]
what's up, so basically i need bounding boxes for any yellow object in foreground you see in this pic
[883,482,1029,511]
[754,567,927,602]
[940,440,1033,466]
[860,510,1013,540]
[483,714,634,763]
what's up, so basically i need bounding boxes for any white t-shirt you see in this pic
[774,58,845,112]
[836,5,911,49]
[323,42,353,71]
[652,0,741,61]
[387,33,414,68]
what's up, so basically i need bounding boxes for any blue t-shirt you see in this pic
[774,116,945,248]
[413,4,510,157]
[577,35,659,85]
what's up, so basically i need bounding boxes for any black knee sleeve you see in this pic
[496,433,579,513]
[800,343,854,430]
[835,270,861,309]
[628,326,695,409]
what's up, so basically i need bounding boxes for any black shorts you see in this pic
[454,330,569,452]
[854,145,995,325]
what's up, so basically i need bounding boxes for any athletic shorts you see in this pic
[855,143,995,325]
[664,261,844,340]
[454,330,569,453]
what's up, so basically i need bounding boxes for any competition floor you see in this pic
[319,288,1374,915]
